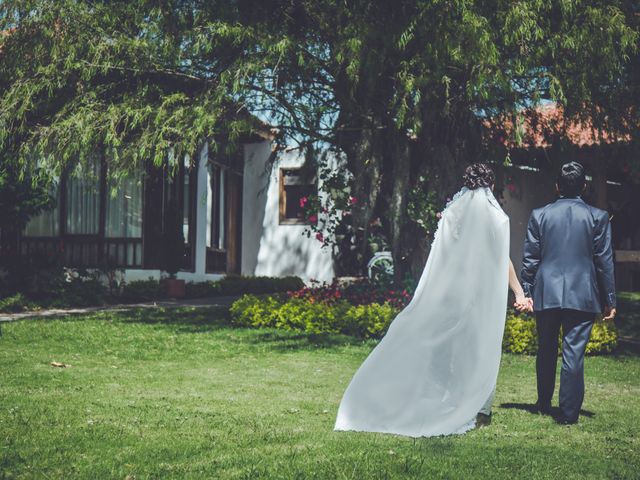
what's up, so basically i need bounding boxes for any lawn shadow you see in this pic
[112,306,374,349]
[499,402,595,420]
[115,306,231,333]
[238,329,372,351]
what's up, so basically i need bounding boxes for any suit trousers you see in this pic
[535,309,595,422]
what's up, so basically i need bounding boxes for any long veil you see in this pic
[334,187,510,437]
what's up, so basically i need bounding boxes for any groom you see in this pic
[521,161,616,425]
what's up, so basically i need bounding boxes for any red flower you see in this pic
[299,196,308,208]
[349,196,357,205]
[308,214,318,223]
[315,232,324,243]
[506,183,517,194]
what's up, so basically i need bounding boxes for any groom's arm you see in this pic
[521,211,541,299]
[594,210,616,311]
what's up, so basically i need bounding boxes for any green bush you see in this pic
[502,311,618,355]
[502,312,538,354]
[121,279,165,302]
[184,276,305,299]
[0,293,36,313]
[185,281,220,298]
[217,275,305,295]
[230,294,397,339]
[231,295,618,354]
[46,278,108,308]
[586,320,618,354]
[344,303,397,338]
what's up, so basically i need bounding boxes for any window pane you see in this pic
[66,161,100,234]
[218,169,225,249]
[284,185,314,220]
[24,184,59,236]
[105,173,143,238]
[183,154,190,241]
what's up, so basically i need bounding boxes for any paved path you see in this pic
[0,296,240,323]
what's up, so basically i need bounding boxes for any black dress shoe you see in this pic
[534,402,551,415]
[476,413,492,427]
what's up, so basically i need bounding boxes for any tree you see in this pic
[1,1,638,282]
[0,160,54,245]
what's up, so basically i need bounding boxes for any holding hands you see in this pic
[514,295,534,313]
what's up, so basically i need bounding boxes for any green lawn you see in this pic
[1,308,639,479]
[618,292,640,339]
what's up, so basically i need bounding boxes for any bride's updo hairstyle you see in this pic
[463,163,495,190]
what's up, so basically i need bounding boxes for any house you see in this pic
[7,103,640,291]
[495,104,640,291]
[13,137,335,284]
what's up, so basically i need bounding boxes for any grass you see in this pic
[618,292,640,339]
[1,307,639,479]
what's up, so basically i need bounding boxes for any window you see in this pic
[66,160,101,235]
[24,183,60,237]
[182,154,191,242]
[207,165,226,250]
[279,168,317,225]
[105,174,143,238]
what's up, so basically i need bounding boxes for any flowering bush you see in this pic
[287,279,413,309]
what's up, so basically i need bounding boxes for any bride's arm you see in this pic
[509,259,530,311]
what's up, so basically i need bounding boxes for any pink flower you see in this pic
[308,214,318,223]
[299,196,308,208]
[349,196,357,205]
[315,232,324,243]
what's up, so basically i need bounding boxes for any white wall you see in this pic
[241,144,335,283]
[123,269,224,283]
[501,167,557,275]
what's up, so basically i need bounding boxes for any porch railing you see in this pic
[19,236,143,269]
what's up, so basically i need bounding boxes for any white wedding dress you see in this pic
[335,187,510,437]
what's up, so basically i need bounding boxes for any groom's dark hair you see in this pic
[557,161,586,198]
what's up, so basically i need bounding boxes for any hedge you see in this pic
[230,294,396,339]
[230,295,618,354]
[186,275,305,298]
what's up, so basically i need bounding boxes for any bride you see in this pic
[335,163,529,437]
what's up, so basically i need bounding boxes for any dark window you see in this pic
[279,168,317,225]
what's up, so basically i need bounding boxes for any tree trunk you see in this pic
[388,137,411,284]
[338,115,383,273]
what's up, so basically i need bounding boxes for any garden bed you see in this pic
[230,283,620,354]
[0,274,304,313]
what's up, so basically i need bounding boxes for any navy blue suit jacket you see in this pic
[521,197,616,314]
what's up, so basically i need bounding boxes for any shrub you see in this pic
[217,275,305,295]
[502,312,538,354]
[230,294,396,339]
[586,320,618,354]
[121,279,165,302]
[0,293,35,313]
[229,294,283,328]
[287,278,413,309]
[502,311,618,355]
[231,296,618,354]
[185,281,220,298]
[345,303,397,338]
[45,278,107,308]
